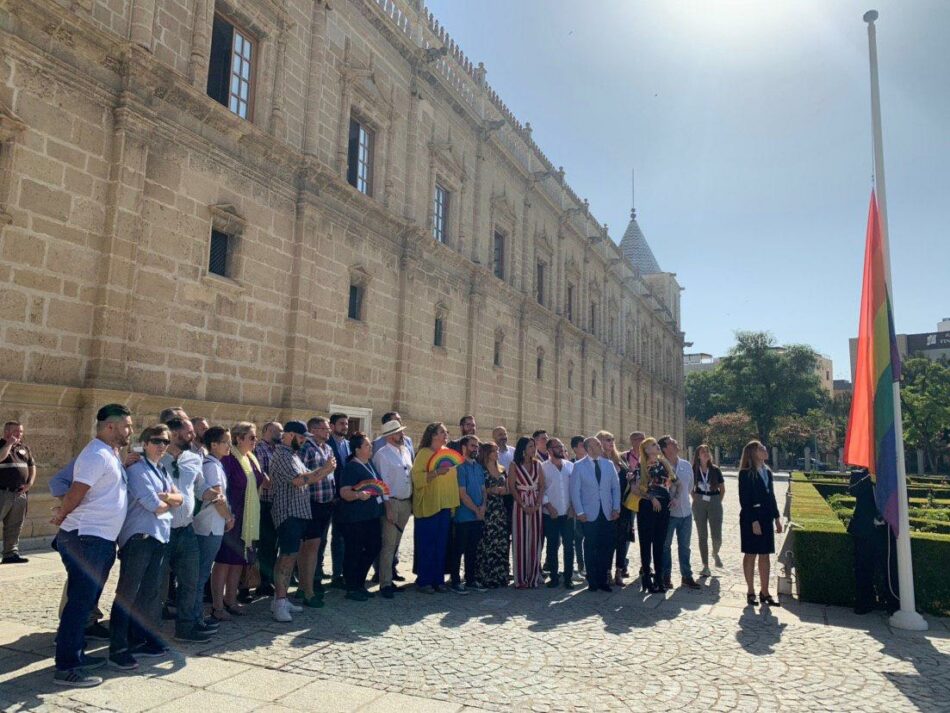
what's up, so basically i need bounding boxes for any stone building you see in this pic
[0,0,685,542]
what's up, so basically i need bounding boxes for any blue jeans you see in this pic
[663,514,693,580]
[415,509,451,587]
[110,535,167,653]
[165,525,199,636]
[55,530,116,670]
[194,533,222,622]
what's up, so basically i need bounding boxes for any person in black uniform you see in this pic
[848,468,900,615]
[738,440,782,607]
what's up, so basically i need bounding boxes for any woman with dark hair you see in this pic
[475,442,510,588]
[110,425,182,669]
[634,437,675,593]
[411,422,460,593]
[212,422,263,617]
[738,440,782,607]
[338,432,384,601]
[195,427,234,625]
[508,436,544,588]
[692,444,725,577]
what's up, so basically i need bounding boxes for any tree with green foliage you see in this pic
[717,331,825,444]
[685,368,734,422]
[685,417,708,449]
[706,411,757,458]
[901,357,950,471]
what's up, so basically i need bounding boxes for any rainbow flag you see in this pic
[844,190,902,532]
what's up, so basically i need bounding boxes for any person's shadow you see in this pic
[872,620,950,710]
[735,605,787,655]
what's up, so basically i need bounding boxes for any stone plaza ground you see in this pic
[0,476,948,712]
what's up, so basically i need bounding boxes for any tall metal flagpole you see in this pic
[863,9,928,631]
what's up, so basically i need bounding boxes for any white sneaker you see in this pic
[286,600,303,613]
[272,598,293,623]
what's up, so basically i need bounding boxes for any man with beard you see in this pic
[323,413,351,588]
[493,426,515,472]
[541,438,575,589]
[161,418,214,642]
[448,415,477,452]
[372,419,413,599]
[51,404,132,688]
[449,436,486,594]
[269,421,329,621]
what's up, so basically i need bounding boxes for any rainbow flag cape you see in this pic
[843,191,901,533]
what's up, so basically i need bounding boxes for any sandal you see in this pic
[759,592,780,607]
[224,602,247,616]
[747,593,758,606]
[211,607,232,622]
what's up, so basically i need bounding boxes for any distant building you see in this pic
[683,352,717,375]
[850,319,950,381]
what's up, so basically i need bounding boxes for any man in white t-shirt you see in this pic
[659,435,700,590]
[51,404,132,688]
[540,438,575,589]
[493,427,515,472]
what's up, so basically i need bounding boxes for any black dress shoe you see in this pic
[546,578,560,588]
[392,573,407,582]
[255,583,275,597]
[1,554,29,564]
[600,584,613,593]
[380,586,395,599]
[237,588,253,604]
[564,581,575,590]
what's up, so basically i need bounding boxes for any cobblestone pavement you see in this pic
[1,475,948,712]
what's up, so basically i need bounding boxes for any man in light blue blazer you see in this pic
[570,437,620,592]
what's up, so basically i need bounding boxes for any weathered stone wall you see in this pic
[0,0,685,542]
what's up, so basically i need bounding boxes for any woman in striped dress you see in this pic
[508,436,545,589]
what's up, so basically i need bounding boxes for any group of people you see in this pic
[10,405,783,689]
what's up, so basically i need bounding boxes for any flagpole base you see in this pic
[889,609,928,631]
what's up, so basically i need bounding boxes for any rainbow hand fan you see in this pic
[353,479,390,498]
[426,447,464,472]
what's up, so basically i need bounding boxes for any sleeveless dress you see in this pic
[476,468,511,587]
[511,461,543,588]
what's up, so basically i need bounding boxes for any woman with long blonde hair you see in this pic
[634,437,675,593]
[738,440,782,606]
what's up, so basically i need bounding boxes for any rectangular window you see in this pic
[433,184,450,244]
[536,261,545,305]
[208,229,230,277]
[348,284,363,321]
[566,283,574,322]
[434,316,445,347]
[347,118,375,196]
[207,15,255,120]
[536,356,543,380]
[493,230,505,280]
[590,302,597,334]
[493,340,502,367]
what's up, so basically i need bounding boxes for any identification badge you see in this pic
[702,495,711,503]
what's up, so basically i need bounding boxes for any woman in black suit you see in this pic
[738,440,782,607]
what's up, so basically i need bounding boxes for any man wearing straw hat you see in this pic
[372,419,414,599]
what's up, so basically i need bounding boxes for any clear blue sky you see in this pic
[426,0,949,379]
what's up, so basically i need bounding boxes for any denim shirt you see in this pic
[454,460,486,523]
[118,458,174,548]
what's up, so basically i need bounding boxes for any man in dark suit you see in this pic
[848,469,899,614]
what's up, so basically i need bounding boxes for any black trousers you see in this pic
[854,527,900,612]
[258,501,278,587]
[637,503,670,581]
[450,520,484,585]
[543,514,574,581]
[340,519,382,592]
[581,515,614,588]
[615,510,633,570]
[110,535,167,653]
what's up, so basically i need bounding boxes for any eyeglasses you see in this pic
[148,438,170,446]
[244,434,258,441]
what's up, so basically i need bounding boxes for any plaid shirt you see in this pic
[254,440,277,503]
[298,435,335,503]
[269,444,311,529]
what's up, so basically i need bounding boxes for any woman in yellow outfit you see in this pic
[411,422,460,593]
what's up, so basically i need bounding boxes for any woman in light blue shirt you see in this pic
[109,425,183,670]
[195,427,234,626]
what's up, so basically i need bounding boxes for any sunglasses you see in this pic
[148,438,170,446]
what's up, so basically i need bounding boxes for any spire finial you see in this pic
[630,168,637,219]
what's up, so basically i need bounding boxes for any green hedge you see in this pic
[790,475,950,615]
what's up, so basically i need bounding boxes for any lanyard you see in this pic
[145,459,170,490]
